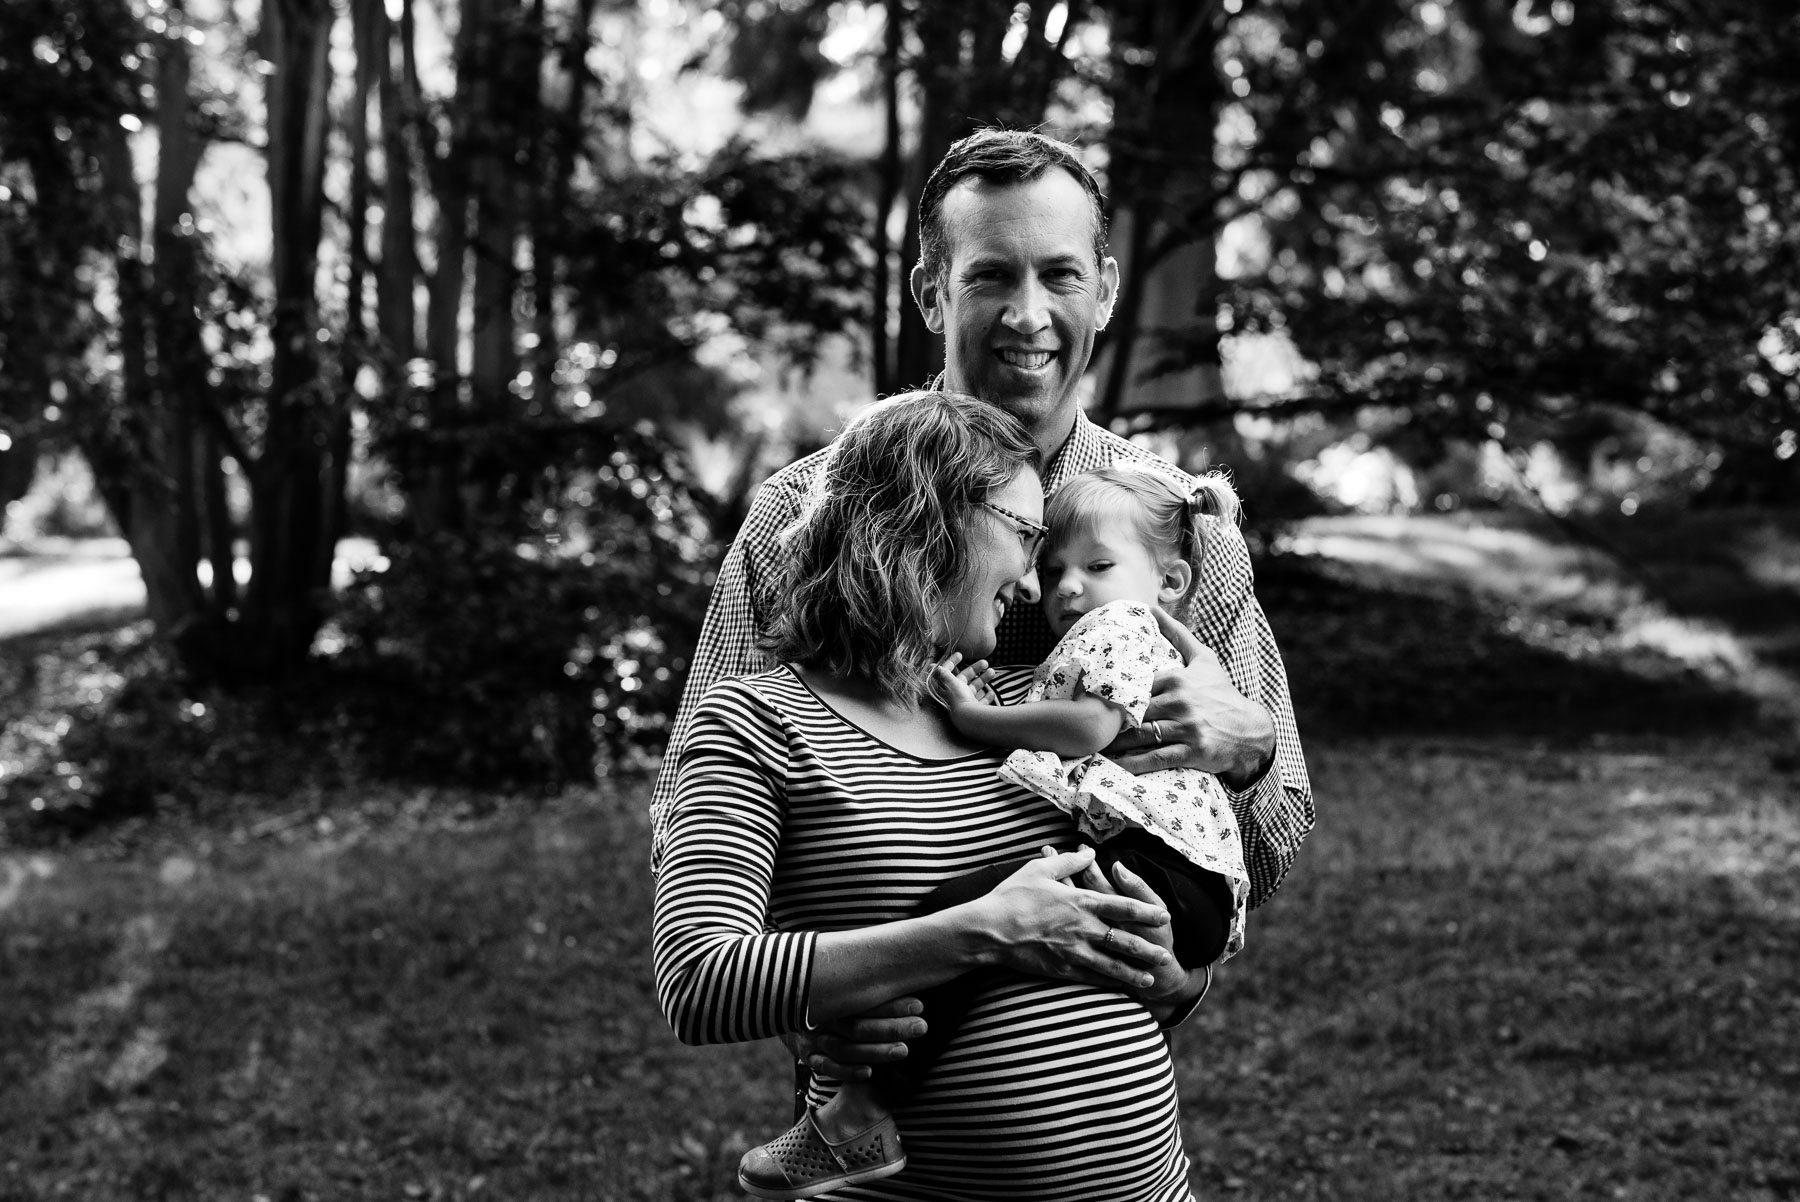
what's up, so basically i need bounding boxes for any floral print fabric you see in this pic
[998,601,1251,959]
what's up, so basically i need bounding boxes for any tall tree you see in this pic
[1172,0,1800,499]
[1091,0,1231,424]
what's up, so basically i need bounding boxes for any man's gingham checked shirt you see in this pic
[650,412,1314,911]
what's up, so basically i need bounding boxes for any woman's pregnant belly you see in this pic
[817,977,1194,1202]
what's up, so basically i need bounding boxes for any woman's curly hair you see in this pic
[762,391,1039,706]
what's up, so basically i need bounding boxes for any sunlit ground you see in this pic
[1278,509,1800,722]
[0,536,385,642]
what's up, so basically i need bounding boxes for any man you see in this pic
[652,129,1312,1065]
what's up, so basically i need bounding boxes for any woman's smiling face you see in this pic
[940,467,1044,660]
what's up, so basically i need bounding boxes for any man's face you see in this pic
[913,171,1119,446]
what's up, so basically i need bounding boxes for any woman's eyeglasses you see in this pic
[981,500,1048,566]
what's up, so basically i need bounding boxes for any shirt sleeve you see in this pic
[650,473,809,877]
[1156,963,1214,1032]
[651,680,819,1045]
[1186,516,1316,911]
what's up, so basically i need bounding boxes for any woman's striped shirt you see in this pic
[653,668,1196,1202]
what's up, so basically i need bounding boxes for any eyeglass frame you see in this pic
[980,499,1049,566]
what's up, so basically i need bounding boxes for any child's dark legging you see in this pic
[862,832,1234,1111]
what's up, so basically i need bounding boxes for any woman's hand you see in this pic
[1074,854,1211,1022]
[969,848,1173,991]
[1108,608,1275,791]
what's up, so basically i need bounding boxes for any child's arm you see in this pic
[932,657,1126,758]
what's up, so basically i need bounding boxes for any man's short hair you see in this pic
[917,129,1109,284]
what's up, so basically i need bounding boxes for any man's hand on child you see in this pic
[1108,608,1276,790]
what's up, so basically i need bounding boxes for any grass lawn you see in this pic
[3,514,1798,1200]
[3,737,1795,1201]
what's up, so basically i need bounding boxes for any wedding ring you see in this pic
[1103,928,1117,949]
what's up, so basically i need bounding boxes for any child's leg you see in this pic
[742,860,1027,1199]
[1093,830,1234,969]
[800,859,1027,1122]
[864,859,1023,1106]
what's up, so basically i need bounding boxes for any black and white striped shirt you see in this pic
[654,667,1196,1201]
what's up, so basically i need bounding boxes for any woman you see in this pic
[653,391,1205,1201]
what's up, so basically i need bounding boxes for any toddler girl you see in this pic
[941,461,1250,968]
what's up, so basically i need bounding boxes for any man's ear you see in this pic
[1156,558,1193,608]
[1095,255,1121,330]
[911,262,946,335]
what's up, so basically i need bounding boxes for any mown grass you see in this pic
[1182,739,1799,1202]
[3,521,1797,1200]
[1,792,792,1202]
[3,732,1796,1201]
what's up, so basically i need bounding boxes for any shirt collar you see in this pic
[1040,411,1104,494]
[924,373,1098,496]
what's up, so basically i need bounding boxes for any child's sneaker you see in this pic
[737,1111,906,1200]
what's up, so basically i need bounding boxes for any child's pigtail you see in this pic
[1182,472,1242,566]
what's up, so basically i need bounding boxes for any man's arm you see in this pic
[1115,518,1315,910]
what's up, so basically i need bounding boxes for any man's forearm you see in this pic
[1215,701,1276,791]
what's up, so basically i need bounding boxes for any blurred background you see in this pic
[2,2,1798,1199]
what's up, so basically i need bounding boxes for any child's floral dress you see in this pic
[999,600,1249,959]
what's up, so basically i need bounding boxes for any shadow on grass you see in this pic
[3,741,1797,1201]
[1590,507,1800,679]
[0,795,791,1201]
[1179,739,1800,1202]
[1257,553,1770,744]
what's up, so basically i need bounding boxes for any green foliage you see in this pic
[1,450,114,540]
[329,417,716,788]
[563,138,872,386]
[0,0,144,460]
[0,625,361,841]
[1204,0,1800,499]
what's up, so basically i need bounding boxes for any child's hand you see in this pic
[932,652,1000,710]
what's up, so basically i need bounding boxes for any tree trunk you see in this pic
[872,1,902,395]
[327,0,382,593]
[468,0,521,484]
[377,0,418,375]
[1093,0,1226,424]
[416,0,479,536]
[85,55,216,665]
[894,6,960,389]
[534,0,599,403]
[250,0,340,679]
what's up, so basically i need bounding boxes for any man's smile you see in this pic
[995,348,1055,371]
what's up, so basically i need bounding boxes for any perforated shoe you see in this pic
[737,1111,906,1200]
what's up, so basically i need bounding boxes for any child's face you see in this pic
[1039,511,1179,638]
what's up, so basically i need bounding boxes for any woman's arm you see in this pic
[653,687,1171,1045]
[802,847,1169,1022]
